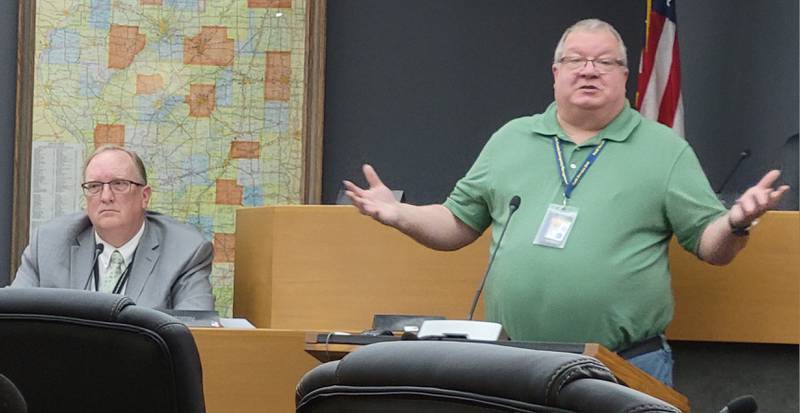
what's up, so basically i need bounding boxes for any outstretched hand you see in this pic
[343,164,403,226]
[728,169,790,228]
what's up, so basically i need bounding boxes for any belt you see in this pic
[617,335,664,360]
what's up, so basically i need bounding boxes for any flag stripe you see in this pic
[635,12,665,109]
[657,39,681,125]
[671,94,685,134]
[640,20,676,120]
[636,0,684,137]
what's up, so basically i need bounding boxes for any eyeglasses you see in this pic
[81,179,145,197]
[558,56,625,73]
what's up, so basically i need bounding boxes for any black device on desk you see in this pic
[353,314,447,340]
[369,314,445,333]
[314,333,585,354]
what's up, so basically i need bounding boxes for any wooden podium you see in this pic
[667,211,799,343]
[233,205,493,330]
[219,205,799,413]
[234,206,799,340]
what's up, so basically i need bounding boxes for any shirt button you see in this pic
[570,163,577,169]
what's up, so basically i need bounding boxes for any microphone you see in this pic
[82,243,105,291]
[719,395,758,413]
[467,195,521,320]
[716,149,751,194]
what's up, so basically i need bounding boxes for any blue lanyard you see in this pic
[552,137,607,200]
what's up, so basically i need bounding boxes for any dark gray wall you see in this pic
[322,0,799,207]
[0,2,18,287]
[322,0,646,205]
[679,0,799,205]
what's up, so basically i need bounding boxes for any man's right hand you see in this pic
[343,164,481,251]
[343,164,402,227]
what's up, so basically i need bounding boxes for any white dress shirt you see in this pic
[92,221,146,293]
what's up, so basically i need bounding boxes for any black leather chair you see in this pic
[0,288,205,413]
[296,341,681,413]
[0,373,26,413]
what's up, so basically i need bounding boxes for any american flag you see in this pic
[636,0,684,137]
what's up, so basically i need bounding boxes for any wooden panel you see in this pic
[235,205,491,331]
[192,328,319,413]
[583,344,688,412]
[235,206,799,343]
[233,208,276,327]
[668,211,800,343]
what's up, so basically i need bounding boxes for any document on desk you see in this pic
[219,318,256,328]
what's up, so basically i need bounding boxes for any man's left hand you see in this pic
[728,169,790,228]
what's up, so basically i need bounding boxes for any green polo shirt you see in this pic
[443,101,725,351]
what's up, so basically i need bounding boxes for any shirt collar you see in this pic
[531,100,641,145]
[96,221,146,268]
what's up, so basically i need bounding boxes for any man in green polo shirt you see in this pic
[343,19,789,386]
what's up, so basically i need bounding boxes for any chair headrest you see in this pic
[0,288,133,323]
[333,340,616,406]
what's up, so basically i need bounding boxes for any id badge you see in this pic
[533,204,578,249]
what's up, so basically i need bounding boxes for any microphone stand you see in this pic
[417,196,521,341]
[83,243,105,291]
[467,196,521,320]
[716,150,751,194]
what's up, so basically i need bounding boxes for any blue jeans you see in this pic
[626,336,674,387]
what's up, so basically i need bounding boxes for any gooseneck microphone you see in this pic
[719,395,758,413]
[716,149,751,194]
[467,195,521,320]
[82,243,105,291]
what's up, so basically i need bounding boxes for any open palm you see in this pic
[343,164,402,226]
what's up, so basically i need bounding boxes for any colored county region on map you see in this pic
[31,0,307,316]
[108,25,146,69]
[184,26,235,66]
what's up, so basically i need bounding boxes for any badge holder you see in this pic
[533,203,578,249]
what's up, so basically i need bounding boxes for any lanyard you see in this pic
[552,137,607,202]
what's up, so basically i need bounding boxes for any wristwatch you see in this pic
[728,214,755,236]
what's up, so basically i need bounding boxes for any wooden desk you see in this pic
[192,328,319,413]
[304,333,690,412]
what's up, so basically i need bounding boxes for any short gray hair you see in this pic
[553,19,628,66]
[83,144,148,184]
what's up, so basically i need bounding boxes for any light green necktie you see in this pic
[101,250,125,293]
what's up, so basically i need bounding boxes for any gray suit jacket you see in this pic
[12,211,215,310]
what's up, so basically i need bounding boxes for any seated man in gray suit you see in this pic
[12,145,215,310]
